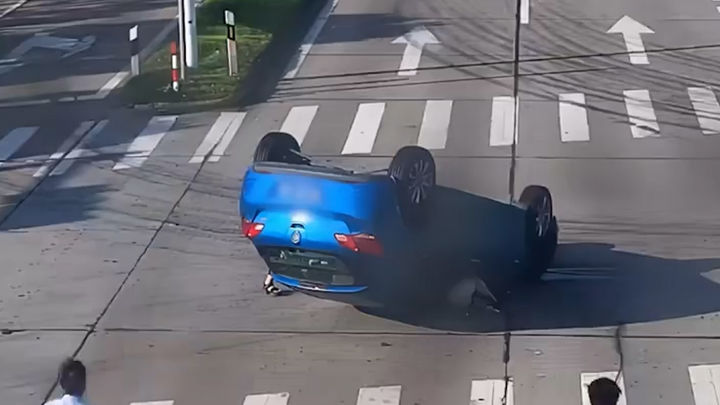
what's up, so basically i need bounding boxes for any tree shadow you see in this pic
[352,185,720,333]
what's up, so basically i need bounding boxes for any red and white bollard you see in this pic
[170,41,180,92]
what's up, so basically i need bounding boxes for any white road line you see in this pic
[0,0,29,19]
[342,102,385,154]
[689,364,720,404]
[50,119,108,176]
[279,105,319,145]
[559,93,590,142]
[357,385,401,405]
[113,115,177,170]
[0,127,38,167]
[0,99,51,108]
[520,0,530,24]
[580,372,627,405]
[624,89,659,138]
[717,6,720,13]
[208,112,246,162]
[243,392,290,405]
[33,120,95,178]
[490,96,517,146]
[94,71,130,99]
[130,401,174,405]
[471,379,513,405]
[189,113,234,163]
[283,0,339,78]
[417,99,453,150]
[688,87,720,135]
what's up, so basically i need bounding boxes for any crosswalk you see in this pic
[1,85,720,183]
[107,364,720,404]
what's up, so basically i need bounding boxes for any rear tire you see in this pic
[254,132,302,164]
[517,185,558,281]
[389,146,436,228]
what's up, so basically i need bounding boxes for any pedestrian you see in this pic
[44,358,89,405]
[263,271,280,295]
[588,377,622,405]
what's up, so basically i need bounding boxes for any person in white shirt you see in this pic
[44,358,89,405]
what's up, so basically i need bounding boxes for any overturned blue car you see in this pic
[239,132,558,307]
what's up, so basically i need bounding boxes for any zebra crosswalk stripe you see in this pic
[559,93,590,142]
[208,112,245,163]
[50,119,109,176]
[242,392,290,405]
[417,99,453,150]
[624,89,660,139]
[356,385,402,405]
[689,364,720,404]
[114,115,177,170]
[471,379,513,405]
[490,96,517,146]
[189,113,235,164]
[33,121,95,178]
[0,126,38,168]
[688,87,720,135]
[280,105,319,146]
[342,102,385,155]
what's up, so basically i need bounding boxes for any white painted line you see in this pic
[520,0,530,24]
[0,0,29,19]
[688,87,720,135]
[0,99,52,108]
[607,16,653,65]
[113,115,177,170]
[0,127,38,167]
[341,102,385,154]
[283,0,339,79]
[33,120,95,178]
[208,112,246,162]
[580,372,627,405]
[243,392,290,405]
[279,105,319,145]
[130,401,174,405]
[558,93,590,142]
[94,71,130,99]
[490,96,517,146]
[357,385,401,405]
[623,89,660,138]
[717,6,720,13]
[189,113,234,163]
[471,379,513,405]
[50,120,109,176]
[59,97,76,103]
[417,99,452,150]
[689,364,720,404]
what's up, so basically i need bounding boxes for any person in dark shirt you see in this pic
[588,377,622,405]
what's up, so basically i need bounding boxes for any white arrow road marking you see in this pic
[50,120,109,176]
[559,93,590,142]
[490,96,518,146]
[114,115,177,170]
[0,0,29,19]
[357,385,401,405]
[520,0,530,24]
[280,105,319,145]
[243,392,289,405]
[283,0,339,78]
[688,87,720,135]
[417,99,453,149]
[689,364,720,404]
[471,379,513,405]
[0,127,38,167]
[33,120,95,178]
[342,102,385,154]
[581,372,627,405]
[392,26,440,76]
[624,89,660,138]
[608,16,654,65]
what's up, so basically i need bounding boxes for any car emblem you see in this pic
[290,230,301,245]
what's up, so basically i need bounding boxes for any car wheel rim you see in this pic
[407,158,433,205]
[535,196,551,237]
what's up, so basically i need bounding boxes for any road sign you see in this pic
[392,26,440,76]
[608,16,654,65]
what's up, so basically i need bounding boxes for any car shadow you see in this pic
[355,185,720,333]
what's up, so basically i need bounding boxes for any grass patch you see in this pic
[122,0,301,105]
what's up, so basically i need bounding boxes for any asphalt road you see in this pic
[2,0,720,403]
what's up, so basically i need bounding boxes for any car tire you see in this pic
[253,132,302,163]
[517,185,558,281]
[389,146,436,228]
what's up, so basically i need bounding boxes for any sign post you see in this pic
[129,25,140,76]
[225,10,238,76]
[177,0,186,79]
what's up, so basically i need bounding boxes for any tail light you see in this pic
[241,218,264,238]
[334,233,383,256]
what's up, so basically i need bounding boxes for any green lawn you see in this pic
[122,0,301,105]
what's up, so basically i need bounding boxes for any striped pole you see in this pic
[225,10,238,76]
[171,41,180,92]
[129,25,140,76]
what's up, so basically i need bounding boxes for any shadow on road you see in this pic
[349,185,720,333]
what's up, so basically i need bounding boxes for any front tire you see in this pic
[517,185,558,281]
[389,146,436,228]
[253,132,302,163]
